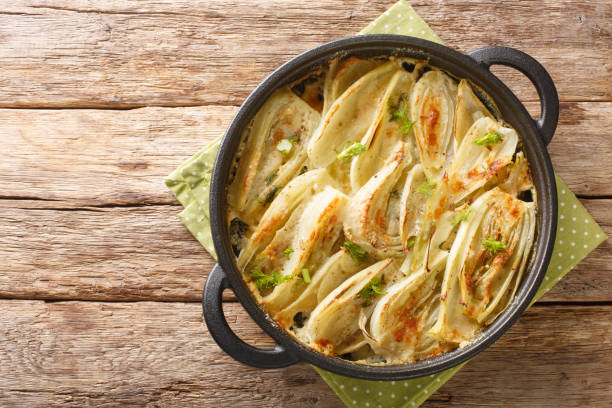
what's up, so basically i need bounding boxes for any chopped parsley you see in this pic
[277,131,301,156]
[277,139,293,155]
[390,189,400,199]
[337,142,366,161]
[343,241,368,264]
[283,247,294,257]
[405,236,416,248]
[265,170,278,185]
[388,93,416,135]
[452,207,472,226]
[301,268,311,284]
[249,269,293,291]
[358,277,387,306]
[416,179,436,196]
[474,131,502,147]
[482,237,506,255]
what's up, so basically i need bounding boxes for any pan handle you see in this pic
[203,263,299,368]
[468,46,559,146]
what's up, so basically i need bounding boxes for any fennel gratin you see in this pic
[225,56,536,365]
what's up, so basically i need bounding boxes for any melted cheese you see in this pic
[227,57,537,366]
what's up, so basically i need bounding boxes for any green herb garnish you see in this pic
[358,277,387,306]
[452,207,472,226]
[265,170,278,185]
[405,237,416,248]
[277,139,293,155]
[301,268,311,283]
[416,179,436,196]
[474,131,502,147]
[283,247,294,257]
[482,237,506,255]
[343,241,368,264]
[388,93,416,135]
[390,189,400,199]
[337,142,366,161]
[249,269,292,291]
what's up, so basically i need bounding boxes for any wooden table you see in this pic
[1,1,610,406]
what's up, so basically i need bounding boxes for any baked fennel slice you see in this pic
[227,87,321,225]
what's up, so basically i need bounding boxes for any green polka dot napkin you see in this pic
[165,1,607,406]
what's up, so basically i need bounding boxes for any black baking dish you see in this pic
[203,35,559,380]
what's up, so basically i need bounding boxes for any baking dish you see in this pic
[203,35,558,380]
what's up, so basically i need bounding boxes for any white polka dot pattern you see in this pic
[165,137,220,257]
[358,1,442,43]
[314,362,467,408]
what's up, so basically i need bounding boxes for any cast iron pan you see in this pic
[203,35,559,380]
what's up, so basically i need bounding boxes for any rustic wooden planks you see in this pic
[0,300,342,407]
[0,106,234,205]
[0,1,608,108]
[0,300,609,407]
[0,0,610,406]
[0,201,214,302]
[0,103,610,207]
[0,198,609,302]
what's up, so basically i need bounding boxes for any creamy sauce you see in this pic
[226,56,536,366]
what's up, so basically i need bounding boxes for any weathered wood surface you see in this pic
[0,0,609,108]
[0,300,609,407]
[1,198,609,302]
[0,201,211,302]
[1,102,610,207]
[0,0,610,406]
[0,106,235,205]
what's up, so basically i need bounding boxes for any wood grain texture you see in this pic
[0,300,609,407]
[0,102,610,208]
[0,1,610,406]
[0,300,342,407]
[0,106,234,206]
[0,198,609,302]
[0,0,608,108]
[546,102,612,196]
[0,201,215,302]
